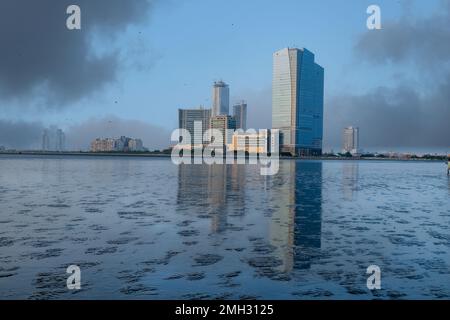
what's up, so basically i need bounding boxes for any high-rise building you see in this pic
[42,126,65,151]
[342,126,360,154]
[233,101,247,130]
[212,81,230,116]
[210,115,236,145]
[178,107,211,146]
[272,48,324,156]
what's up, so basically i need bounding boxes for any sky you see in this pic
[0,0,449,153]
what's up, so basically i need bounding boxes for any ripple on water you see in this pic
[193,254,223,266]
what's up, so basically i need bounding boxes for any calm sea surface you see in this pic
[0,155,449,299]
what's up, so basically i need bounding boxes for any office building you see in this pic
[212,81,230,116]
[178,107,211,146]
[210,115,236,145]
[233,101,247,130]
[272,48,324,156]
[342,126,360,155]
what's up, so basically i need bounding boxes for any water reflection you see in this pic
[177,163,247,233]
[342,162,359,201]
[177,161,323,275]
[269,161,323,272]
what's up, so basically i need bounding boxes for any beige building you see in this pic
[90,136,144,152]
[210,115,236,145]
[90,138,116,152]
[228,130,269,154]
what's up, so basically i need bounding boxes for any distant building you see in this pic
[42,126,65,151]
[233,101,247,130]
[90,138,115,152]
[272,48,324,156]
[178,107,211,147]
[128,138,144,152]
[342,126,360,154]
[210,115,236,145]
[90,136,144,152]
[212,81,230,116]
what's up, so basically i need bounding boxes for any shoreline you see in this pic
[0,151,446,162]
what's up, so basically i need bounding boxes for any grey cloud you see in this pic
[324,2,450,150]
[354,2,450,67]
[0,0,155,106]
[324,81,450,149]
[0,120,44,149]
[66,116,171,151]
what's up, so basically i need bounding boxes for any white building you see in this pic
[342,126,360,155]
[212,81,229,116]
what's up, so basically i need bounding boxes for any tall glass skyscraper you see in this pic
[272,48,324,156]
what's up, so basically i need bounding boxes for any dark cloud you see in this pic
[324,81,450,149]
[0,0,155,105]
[354,2,450,68]
[0,120,43,149]
[66,116,171,151]
[325,2,450,150]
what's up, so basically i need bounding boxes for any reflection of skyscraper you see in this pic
[293,161,323,270]
[342,162,359,201]
[269,161,323,272]
[272,48,324,156]
[212,81,230,116]
[233,101,247,130]
[176,163,246,233]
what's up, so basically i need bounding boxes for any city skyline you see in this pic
[0,0,449,154]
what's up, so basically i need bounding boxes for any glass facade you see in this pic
[178,108,211,145]
[272,48,324,156]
